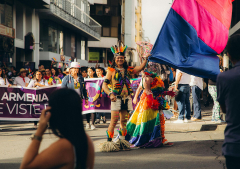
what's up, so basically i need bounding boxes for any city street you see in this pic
[0,107,227,169]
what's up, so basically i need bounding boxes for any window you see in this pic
[48,27,58,53]
[59,30,64,54]
[0,0,13,28]
[71,34,76,59]
[102,27,110,37]
[81,40,85,60]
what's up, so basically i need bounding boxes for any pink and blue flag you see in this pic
[150,0,234,79]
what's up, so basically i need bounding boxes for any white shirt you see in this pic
[0,77,9,86]
[190,75,203,90]
[14,76,30,87]
[28,79,49,88]
[176,69,190,85]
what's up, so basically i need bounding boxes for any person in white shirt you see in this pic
[0,68,11,87]
[174,69,191,123]
[13,68,30,87]
[27,71,48,128]
[190,75,203,121]
[28,71,49,88]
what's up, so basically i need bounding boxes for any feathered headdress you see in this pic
[110,41,128,56]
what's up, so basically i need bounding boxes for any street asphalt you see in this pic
[0,103,227,169]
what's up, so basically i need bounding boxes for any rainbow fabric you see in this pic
[150,0,234,79]
[126,92,162,147]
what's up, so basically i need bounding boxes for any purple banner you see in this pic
[0,78,142,120]
[0,86,58,121]
[82,78,141,114]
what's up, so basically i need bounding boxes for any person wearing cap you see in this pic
[13,68,30,87]
[63,68,70,76]
[61,62,88,105]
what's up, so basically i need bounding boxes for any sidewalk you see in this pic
[90,102,226,132]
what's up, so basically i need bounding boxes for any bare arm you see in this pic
[103,70,117,102]
[133,84,142,104]
[175,71,182,90]
[133,59,148,74]
[102,71,112,95]
[20,108,73,169]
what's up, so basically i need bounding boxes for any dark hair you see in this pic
[51,67,59,76]
[110,55,128,70]
[96,67,106,76]
[226,34,240,62]
[87,67,97,77]
[49,89,88,169]
[58,68,63,74]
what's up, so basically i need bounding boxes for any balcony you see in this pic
[38,0,101,41]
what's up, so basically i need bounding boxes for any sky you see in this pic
[142,0,173,44]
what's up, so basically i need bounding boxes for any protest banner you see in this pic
[0,78,141,121]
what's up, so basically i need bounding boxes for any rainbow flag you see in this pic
[150,0,234,79]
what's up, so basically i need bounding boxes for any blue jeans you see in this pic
[177,84,191,120]
[192,85,202,119]
[96,113,106,119]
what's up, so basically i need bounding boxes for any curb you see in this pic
[165,123,226,132]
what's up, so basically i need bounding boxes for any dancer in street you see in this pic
[126,65,174,148]
[100,42,149,152]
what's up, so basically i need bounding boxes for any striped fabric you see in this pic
[150,0,234,79]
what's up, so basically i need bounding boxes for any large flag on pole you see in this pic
[149,0,234,79]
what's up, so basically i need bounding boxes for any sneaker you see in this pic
[86,123,90,129]
[191,117,201,121]
[95,119,100,124]
[173,119,184,123]
[215,120,226,124]
[91,124,96,130]
[184,119,189,123]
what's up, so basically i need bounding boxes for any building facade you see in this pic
[0,0,101,70]
[88,0,143,68]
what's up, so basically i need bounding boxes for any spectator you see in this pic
[86,67,97,129]
[39,69,46,78]
[174,69,191,123]
[28,71,49,128]
[44,68,51,80]
[28,71,48,88]
[61,62,88,106]
[208,55,224,122]
[51,67,62,85]
[63,68,70,76]
[190,75,203,121]
[0,68,11,87]
[217,34,240,169]
[58,68,64,80]
[95,67,106,124]
[38,64,44,71]
[81,67,88,78]
[13,68,30,87]
[20,89,94,169]
[8,67,17,84]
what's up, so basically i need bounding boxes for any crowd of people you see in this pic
[18,34,240,168]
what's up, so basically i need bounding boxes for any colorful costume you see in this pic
[100,42,133,152]
[108,66,134,111]
[126,71,174,148]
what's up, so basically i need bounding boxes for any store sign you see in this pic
[0,24,15,38]
[89,52,100,63]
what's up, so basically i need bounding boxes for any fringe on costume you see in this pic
[99,131,119,152]
[114,128,130,151]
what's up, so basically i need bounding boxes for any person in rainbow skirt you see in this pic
[126,62,174,148]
